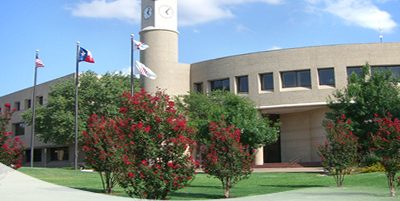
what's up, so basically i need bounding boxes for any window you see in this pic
[25,99,31,109]
[49,147,69,161]
[318,68,335,86]
[193,82,203,93]
[13,123,25,136]
[372,66,400,79]
[14,101,21,111]
[260,73,274,91]
[210,78,230,91]
[347,67,363,78]
[25,149,42,162]
[236,76,249,93]
[37,96,44,105]
[281,70,311,88]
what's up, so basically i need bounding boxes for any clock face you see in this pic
[144,6,153,19]
[159,5,174,18]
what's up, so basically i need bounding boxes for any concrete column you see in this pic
[255,147,264,165]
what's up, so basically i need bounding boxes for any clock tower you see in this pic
[140,0,190,95]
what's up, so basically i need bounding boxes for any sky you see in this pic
[0,0,399,96]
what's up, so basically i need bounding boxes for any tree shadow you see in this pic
[259,184,327,188]
[170,192,224,199]
[73,187,105,194]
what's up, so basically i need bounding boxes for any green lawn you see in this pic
[18,168,389,200]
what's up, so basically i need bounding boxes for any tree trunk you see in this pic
[387,172,396,197]
[224,177,231,198]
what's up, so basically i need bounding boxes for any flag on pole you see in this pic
[133,40,149,50]
[78,47,95,63]
[135,61,157,79]
[35,54,44,68]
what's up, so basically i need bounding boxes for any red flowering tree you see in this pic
[82,114,122,194]
[115,89,196,200]
[0,103,23,168]
[371,114,400,197]
[319,115,358,187]
[200,120,253,198]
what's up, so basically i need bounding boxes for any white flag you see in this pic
[133,40,149,50]
[135,61,157,79]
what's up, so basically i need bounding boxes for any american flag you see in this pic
[35,54,44,68]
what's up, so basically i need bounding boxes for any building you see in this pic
[0,74,76,167]
[139,0,400,166]
[1,0,400,167]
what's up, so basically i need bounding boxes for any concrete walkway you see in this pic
[0,163,395,201]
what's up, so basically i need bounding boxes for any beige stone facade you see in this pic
[187,43,400,164]
[0,74,77,167]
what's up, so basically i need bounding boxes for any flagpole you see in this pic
[74,42,80,170]
[30,50,39,168]
[130,34,135,95]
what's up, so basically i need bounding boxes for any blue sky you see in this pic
[1,0,399,96]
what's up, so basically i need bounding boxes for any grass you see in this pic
[18,168,389,200]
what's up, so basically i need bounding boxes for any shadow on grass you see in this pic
[170,192,224,199]
[259,184,327,188]
[74,187,105,194]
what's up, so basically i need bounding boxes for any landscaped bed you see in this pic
[19,168,389,200]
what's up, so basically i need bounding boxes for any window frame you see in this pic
[210,78,230,91]
[236,75,249,94]
[260,72,274,91]
[318,68,335,87]
[281,69,311,88]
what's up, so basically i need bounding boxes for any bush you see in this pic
[357,163,385,173]
[371,114,400,197]
[0,103,23,168]
[82,115,123,194]
[115,89,196,200]
[319,115,358,187]
[201,120,253,198]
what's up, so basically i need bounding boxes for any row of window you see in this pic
[25,147,69,163]
[195,65,400,93]
[0,96,44,112]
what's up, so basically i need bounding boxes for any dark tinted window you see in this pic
[236,76,248,93]
[260,73,274,91]
[318,68,335,86]
[281,70,311,88]
[210,79,230,91]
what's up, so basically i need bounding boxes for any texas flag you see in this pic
[133,40,149,51]
[135,61,157,79]
[78,47,95,63]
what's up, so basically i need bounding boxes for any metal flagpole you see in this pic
[30,50,39,168]
[74,42,80,170]
[130,34,135,95]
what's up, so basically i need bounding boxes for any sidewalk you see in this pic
[0,163,395,201]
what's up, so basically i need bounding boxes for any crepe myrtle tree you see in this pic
[319,115,358,187]
[201,120,253,198]
[113,89,196,200]
[0,103,23,169]
[371,113,400,197]
[82,114,123,194]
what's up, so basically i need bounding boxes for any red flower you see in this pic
[128,172,135,178]
[144,126,151,133]
[119,107,128,113]
[141,160,148,166]
[4,103,11,108]
[167,161,174,168]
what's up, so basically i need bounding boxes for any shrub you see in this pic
[319,115,358,187]
[371,113,400,197]
[0,103,23,168]
[82,115,122,194]
[200,120,253,198]
[115,89,196,200]
[357,163,385,173]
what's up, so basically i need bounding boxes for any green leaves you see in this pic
[22,71,131,145]
[178,91,279,150]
